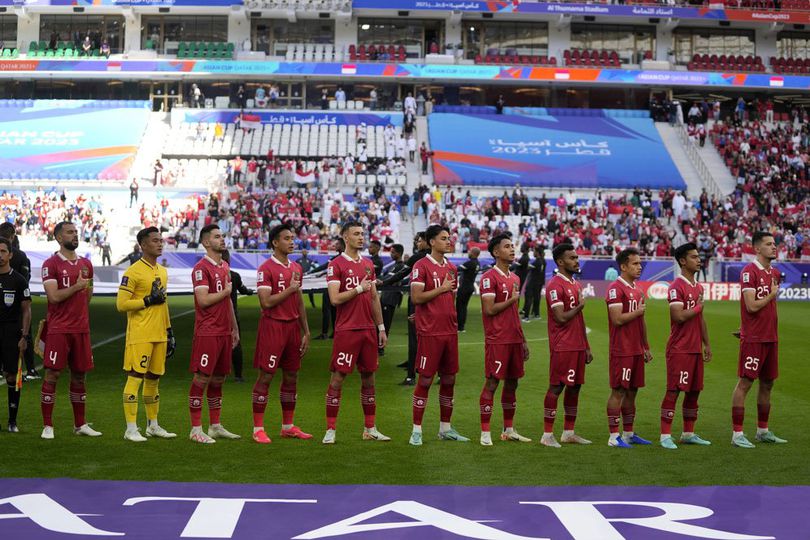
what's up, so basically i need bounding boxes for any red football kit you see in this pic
[411,254,458,378]
[546,274,589,386]
[327,253,378,374]
[189,255,234,375]
[41,253,94,372]
[480,266,525,380]
[606,277,646,389]
[254,256,304,373]
[738,260,779,380]
[666,275,705,391]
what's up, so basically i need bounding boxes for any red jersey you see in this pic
[192,256,233,337]
[605,277,646,356]
[666,275,704,354]
[545,274,588,352]
[410,254,457,337]
[740,260,779,342]
[257,256,303,322]
[326,253,376,331]
[479,266,524,344]
[41,252,93,334]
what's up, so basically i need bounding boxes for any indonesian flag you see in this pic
[769,76,784,87]
[295,170,317,184]
[741,244,756,262]
[341,64,357,75]
[240,114,261,130]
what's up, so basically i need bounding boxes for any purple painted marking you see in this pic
[0,478,806,539]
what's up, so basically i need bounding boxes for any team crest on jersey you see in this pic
[194,270,203,281]
[609,289,617,300]
[81,268,89,278]
[365,266,372,276]
[348,269,354,275]
[742,272,750,283]
[550,290,558,301]
[482,278,491,289]
[4,292,14,307]
[120,276,129,287]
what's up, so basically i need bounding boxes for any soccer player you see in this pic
[0,238,30,433]
[660,243,712,449]
[116,227,177,442]
[322,222,390,444]
[605,247,652,448]
[188,224,241,444]
[409,224,469,446]
[478,234,531,446]
[252,223,312,444]
[40,221,101,439]
[542,243,592,447]
[731,231,786,448]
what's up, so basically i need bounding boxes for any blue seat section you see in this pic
[0,100,150,181]
[432,105,649,118]
[428,112,685,189]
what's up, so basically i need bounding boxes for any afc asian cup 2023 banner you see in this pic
[0,100,149,180]
[428,112,685,189]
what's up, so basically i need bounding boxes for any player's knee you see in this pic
[129,370,145,379]
[505,378,518,391]
[548,384,564,395]
[417,375,433,388]
[760,379,774,391]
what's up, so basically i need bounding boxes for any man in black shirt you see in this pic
[118,243,142,266]
[522,244,547,321]
[378,232,427,385]
[295,249,317,308]
[369,240,383,278]
[0,237,31,432]
[378,244,405,356]
[0,223,36,380]
[455,247,481,332]
[222,250,254,382]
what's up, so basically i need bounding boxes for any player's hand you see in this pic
[144,278,167,307]
[731,329,741,339]
[703,345,712,363]
[378,329,388,348]
[360,276,373,293]
[585,349,593,364]
[407,313,415,323]
[441,273,455,292]
[18,336,27,352]
[289,276,301,292]
[299,332,310,357]
[770,278,779,298]
[166,328,176,358]
[522,341,530,362]
[224,281,233,295]
[231,327,240,349]
[75,275,89,290]
[636,302,647,316]
[375,279,383,287]
[246,288,255,296]
[643,349,653,363]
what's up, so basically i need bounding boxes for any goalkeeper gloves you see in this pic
[166,328,176,359]
[143,278,167,307]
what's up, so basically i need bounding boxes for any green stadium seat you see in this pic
[45,50,55,57]
[226,42,234,53]
[2,49,9,57]
[11,49,18,58]
[145,39,154,50]
[64,48,74,57]
[38,40,47,51]
[29,41,38,52]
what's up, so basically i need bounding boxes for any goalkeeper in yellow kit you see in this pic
[116,226,177,442]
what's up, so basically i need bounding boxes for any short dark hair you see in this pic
[54,221,73,237]
[415,231,425,242]
[269,223,294,244]
[616,247,640,268]
[425,224,449,243]
[552,243,575,265]
[391,243,404,256]
[487,233,511,257]
[0,237,11,253]
[673,242,698,267]
[199,224,220,244]
[340,221,363,235]
[137,226,160,246]
[752,231,774,246]
[370,240,381,248]
[0,222,15,240]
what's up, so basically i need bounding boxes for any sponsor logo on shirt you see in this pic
[257,271,264,282]
[42,267,49,278]
[742,272,750,283]
[194,270,203,281]
[670,289,677,300]
[550,289,558,301]
[482,278,490,289]
[4,291,14,307]
[121,276,129,287]
[609,288,617,300]
[327,266,334,277]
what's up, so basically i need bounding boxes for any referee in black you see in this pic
[0,237,31,432]
[455,247,481,333]
[0,223,36,380]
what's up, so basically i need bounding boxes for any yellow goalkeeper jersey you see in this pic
[117,258,170,345]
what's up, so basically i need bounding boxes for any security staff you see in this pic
[455,247,481,332]
[512,242,531,288]
[522,244,547,321]
[378,244,406,356]
[0,237,31,432]
[0,223,36,380]
[222,250,254,382]
[369,240,384,278]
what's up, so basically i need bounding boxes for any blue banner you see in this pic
[176,110,403,127]
[428,112,684,189]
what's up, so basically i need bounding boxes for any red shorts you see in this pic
[738,341,778,381]
[254,318,301,373]
[43,333,93,373]
[416,334,459,378]
[550,350,587,386]
[330,329,378,374]
[609,354,645,389]
[189,335,232,376]
[666,352,704,391]
[485,343,525,380]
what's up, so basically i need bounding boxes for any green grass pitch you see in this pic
[2,294,808,487]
